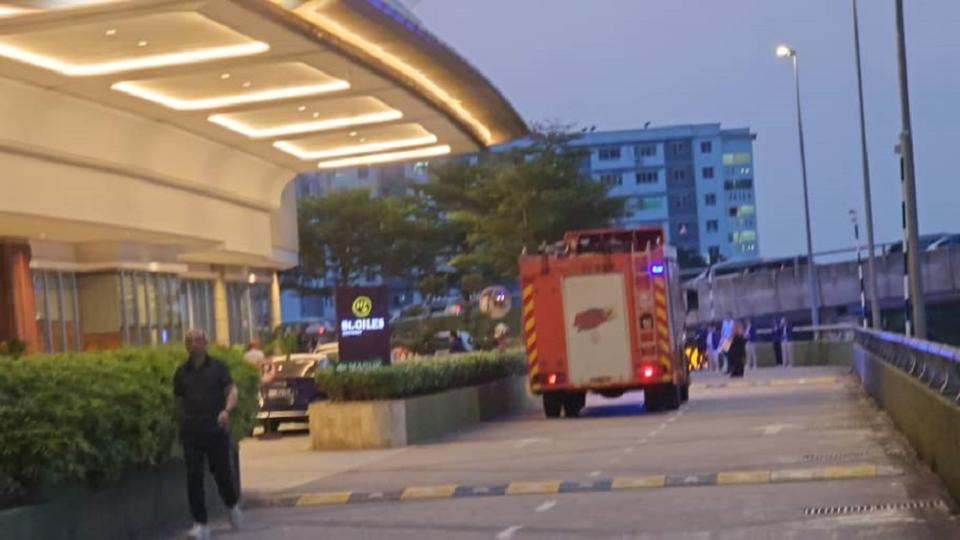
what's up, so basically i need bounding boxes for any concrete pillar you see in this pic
[270,271,282,330]
[213,271,230,346]
[0,242,40,353]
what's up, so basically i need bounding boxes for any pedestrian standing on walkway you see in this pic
[772,317,784,366]
[745,318,758,370]
[720,312,734,373]
[779,317,794,367]
[174,329,242,540]
[727,321,747,378]
[707,324,721,372]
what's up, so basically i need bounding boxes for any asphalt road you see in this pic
[180,367,960,539]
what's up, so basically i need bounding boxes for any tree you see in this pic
[423,126,622,279]
[293,189,446,287]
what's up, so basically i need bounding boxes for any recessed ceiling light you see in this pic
[113,79,351,111]
[298,105,307,112]
[275,133,439,161]
[220,72,231,80]
[317,145,451,169]
[312,112,320,118]
[208,109,403,139]
[349,131,357,137]
[359,137,366,142]
[242,81,252,88]
[105,29,117,37]
[137,40,148,47]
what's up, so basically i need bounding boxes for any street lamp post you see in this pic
[850,209,868,328]
[894,0,926,338]
[776,45,821,329]
[852,0,882,329]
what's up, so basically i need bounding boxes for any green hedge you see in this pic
[0,346,257,507]
[316,350,526,401]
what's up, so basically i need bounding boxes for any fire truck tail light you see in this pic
[638,363,661,380]
[535,373,566,385]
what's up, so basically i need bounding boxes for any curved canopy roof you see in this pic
[0,0,527,174]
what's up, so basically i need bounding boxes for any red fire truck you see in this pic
[518,227,690,418]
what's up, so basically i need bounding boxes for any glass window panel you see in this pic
[33,272,51,353]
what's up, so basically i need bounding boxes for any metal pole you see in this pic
[851,210,867,328]
[791,53,822,328]
[895,0,926,338]
[853,0,882,329]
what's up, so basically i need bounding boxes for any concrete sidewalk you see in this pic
[239,430,407,496]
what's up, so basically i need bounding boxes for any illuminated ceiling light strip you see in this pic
[0,7,33,18]
[317,144,450,169]
[208,110,403,139]
[274,133,438,160]
[0,41,269,76]
[304,13,493,145]
[111,80,350,111]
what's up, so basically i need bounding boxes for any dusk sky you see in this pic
[412,0,960,258]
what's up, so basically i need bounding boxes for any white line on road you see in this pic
[535,500,557,512]
[589,470,602,477]
[624,446,636,453]
[497,525,523,539]
[511,438,546,449]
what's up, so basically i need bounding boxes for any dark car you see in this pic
[257,352,332,434]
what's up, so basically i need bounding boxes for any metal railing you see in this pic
[854,327,960,404]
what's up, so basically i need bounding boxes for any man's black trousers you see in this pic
[182,429,239,524]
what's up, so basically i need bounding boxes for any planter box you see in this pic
[309,375,536,450]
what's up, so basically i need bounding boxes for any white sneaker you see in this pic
[229,505,244,530]
[187,523,210,540]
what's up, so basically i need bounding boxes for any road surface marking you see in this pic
[612,475,666,489]
[497,525,522,539]
[535,500,557,512]
[506,481,561,495]
[608,457,622,465]
[758,423,798,435]
[512,437,546,449]
[824,464,878,479]
[637,438,649,444]
[718,470,772,485]
[401,484,458,499]
[624,446,636,454]
[589,470,602,477]
[296,492,352,506]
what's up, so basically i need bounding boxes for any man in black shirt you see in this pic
[173,329,241,539]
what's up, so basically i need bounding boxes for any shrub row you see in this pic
[316,350,526,401]
[0,346,257,507]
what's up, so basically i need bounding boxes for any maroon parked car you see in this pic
[257,352,332,434]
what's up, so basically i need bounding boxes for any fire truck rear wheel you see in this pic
[646,384,680,412]
[543,392,563,418]
[562,392,586,418]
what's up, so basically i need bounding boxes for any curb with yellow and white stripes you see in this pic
[245,463,902,509]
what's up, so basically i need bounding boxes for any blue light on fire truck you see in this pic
[650,263,665,275]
